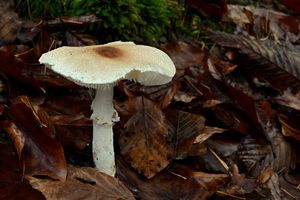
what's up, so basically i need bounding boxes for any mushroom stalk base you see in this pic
[91,87,118,176]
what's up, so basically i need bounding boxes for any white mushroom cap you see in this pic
[39,41,176,89]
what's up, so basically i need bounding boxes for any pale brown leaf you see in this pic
[193,126,227,144]
[117,96,173,178]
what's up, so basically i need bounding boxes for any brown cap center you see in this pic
[93,46,123,58]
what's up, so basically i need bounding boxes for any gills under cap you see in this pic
[39,41,176,89]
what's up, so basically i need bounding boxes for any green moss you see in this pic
[15,0,69,20]
[15,0,235,45]
[15,0,184,44]
[68,0,179,43]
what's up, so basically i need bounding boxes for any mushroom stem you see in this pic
[91,87,118,176]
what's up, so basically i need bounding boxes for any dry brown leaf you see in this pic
[166,109,205,158]
[116,96,173,179]
[117,79,179,109]
[208,30,300,92]
[193,171,228,196]
[213,104,253,134]
[52,114,92,150]
[28,167,134,200]
[160,41,207,74]
[256,166,274,184]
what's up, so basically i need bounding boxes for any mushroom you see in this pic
[39,41,176,176]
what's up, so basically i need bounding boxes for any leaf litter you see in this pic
[0,0,300,199]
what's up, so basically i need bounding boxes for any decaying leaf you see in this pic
[221,164,256,197]
[223,4,300,42]
[28,167,134,200]
[0,0,22,45]
[4,95,67,181]
[42,95,92,117]
[278,114,300,142]
[186,0,228,19]
[66,31,98,46]
[0,46,45,93]
[43,15,102,29]
[166,108,205,158]
[262,171,283,199]
[193,126,227,144]
[116,96,173,178]
[52,114,92,150]
[256,166,274,184]
[280,174,300,199]
[160,41,207,73]
[274,89,300,111]
[255,101,292,172]
[0,3,299,199]
[0,144,45,200]
[182,64,231,103]
[236,134,273,176]
[41,95,92,150]
[212,103,253,134]
[208,30,300,92]
[117,79,180,109]
[193,171,228,196]
[117,156,207,199]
